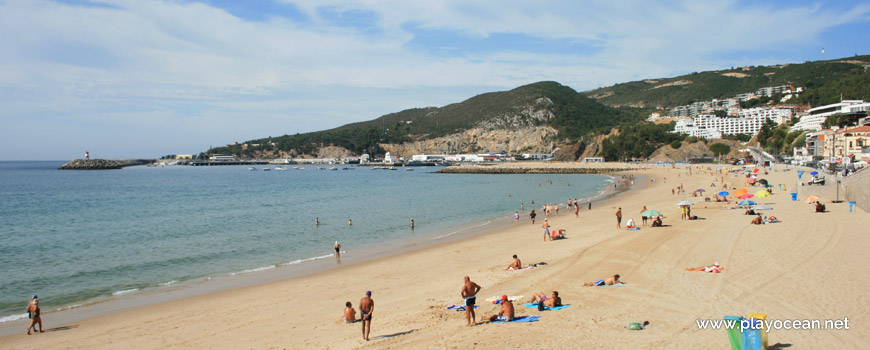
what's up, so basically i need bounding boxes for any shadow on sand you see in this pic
[371,329,417,340]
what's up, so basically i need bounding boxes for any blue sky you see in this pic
[1,0,869,160]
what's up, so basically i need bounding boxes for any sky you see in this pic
[1,0,869,160]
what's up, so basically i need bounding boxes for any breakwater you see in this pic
[436,164,639,174]
[59,159,156,170]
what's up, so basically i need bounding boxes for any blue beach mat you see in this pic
[523,303,572,310]
[447,305,478,311]
[492,316,539,323]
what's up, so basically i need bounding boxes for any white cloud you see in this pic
[0,0,868,159]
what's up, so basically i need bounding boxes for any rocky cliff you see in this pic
[379,126,558,157]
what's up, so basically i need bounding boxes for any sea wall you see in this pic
[59,159,156,170]
[437,164,637,174]
[843,168,870,213]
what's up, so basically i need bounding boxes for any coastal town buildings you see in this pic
[673,110,790,139]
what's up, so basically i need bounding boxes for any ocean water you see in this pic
[0,161,609,322]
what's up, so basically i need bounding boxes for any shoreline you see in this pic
[0,168,623,338]
[4,163,866,349]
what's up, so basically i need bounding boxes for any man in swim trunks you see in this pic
[506,254,522,270]
[461,276,481,326]
[529,210,536,224]
[615,208,622,228]
[343,301,357,323]
[488,295,515,322]
[334,241,341,258]
[542,218,550,241]
[359,291,374,340]
[583,274,624,286]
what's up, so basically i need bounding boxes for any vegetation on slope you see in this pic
[584,56,870,108]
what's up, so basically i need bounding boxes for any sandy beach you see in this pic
[2,163,868,349]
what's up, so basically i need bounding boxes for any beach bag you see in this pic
[628,322,643,330]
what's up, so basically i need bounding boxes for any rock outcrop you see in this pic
[59,159,156,170]
[380,126,558,157]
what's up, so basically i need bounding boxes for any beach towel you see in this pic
[627,227,640,231]
[486,295,524,304]
[447,305,478,311]
[523,303,572,311]
[491,316,539,323]
[507,266,536,271]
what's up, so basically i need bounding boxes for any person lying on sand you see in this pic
[529,291,562,308]
[583,274,625,286]
[685,262,724,273]
[488,295,515,322]
[506,254,522,270]
[750,214,763,225]
[343,301,357,323]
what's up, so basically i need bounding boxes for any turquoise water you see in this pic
[0,161,609,322]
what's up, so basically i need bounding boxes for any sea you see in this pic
[0,161,610,325]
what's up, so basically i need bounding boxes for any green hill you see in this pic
[584,56,870,107]
[207,82,644,158]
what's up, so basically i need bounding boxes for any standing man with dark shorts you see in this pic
[615,208,622,229]
[26,295,42,335]
[461,276,481,326]
[359,291,374,341]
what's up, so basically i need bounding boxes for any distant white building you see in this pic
[791,100,870,132]
[521,153,553,160]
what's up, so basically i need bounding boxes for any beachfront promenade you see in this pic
[2,163,867,349]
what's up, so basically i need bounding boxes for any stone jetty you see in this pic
[59,159,156,170]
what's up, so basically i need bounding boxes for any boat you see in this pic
[317,167,326,170]
[296,167,305,170]
[263,168,271,171]
[388,166,397,170]
[248,167,257,171]
[274,166,287,171]
[405,168,414,171]
[329,167,338,170]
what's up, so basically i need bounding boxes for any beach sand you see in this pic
[2,163,868,349]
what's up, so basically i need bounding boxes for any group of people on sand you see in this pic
[342,291,375,341]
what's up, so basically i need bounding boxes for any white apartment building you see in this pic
[791,100,870,132]
[737,107,793,124]
[674,112,784,139]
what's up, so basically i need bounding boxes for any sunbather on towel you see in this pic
[530,291,561,308]
[583,274,624,286]
[685,262,723,273]
[506,254,522,270]
[343,301,357,323]
[488,295,515,322]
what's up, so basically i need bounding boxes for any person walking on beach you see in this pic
[461,276,482,326]
[575,201,580,218]
[588,201,592,210]
[334,241,341,258]
[554,203,559,216]
[26,295,42,335]
[542,218,551,241]
[529,210,536,224]
[359,291,374,340]
[615,208,622,229]
[514,211,520,224]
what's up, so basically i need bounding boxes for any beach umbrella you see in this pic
[746,178,756,183]
[750,205,773,211]
[641,209,663,217]
[754,190,770,198]
[738,194,754,199]
[810,171,819,175]
[734,188,748,197]
[804,195,820,203]
[676,200,694,206]
[718,191,729,196]
[738,200,757,206]
[695,189,705,193]
[758,179,769,185]
[753,168,760,173]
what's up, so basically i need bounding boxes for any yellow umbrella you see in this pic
[754,190,770,198]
